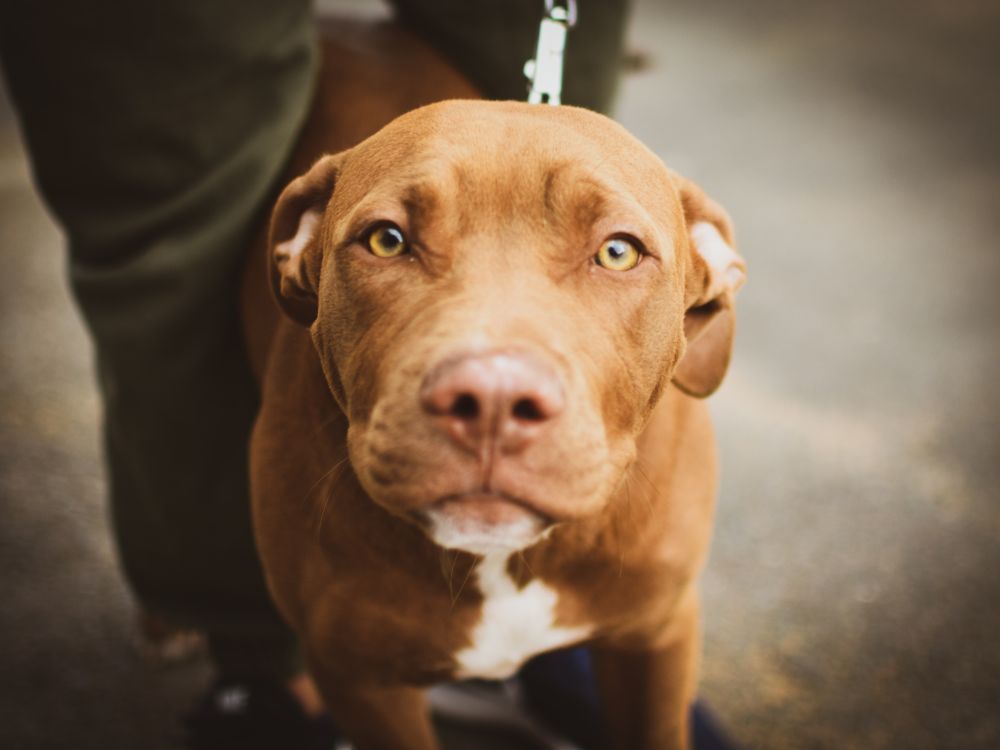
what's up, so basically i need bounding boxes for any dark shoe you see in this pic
[519,647,742,750]
[182,676,341,750]
[428,679,576,748]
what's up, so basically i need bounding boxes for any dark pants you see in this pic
[0,0,629,678]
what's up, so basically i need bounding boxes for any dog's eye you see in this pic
[595,237,641,271]
[365,223,408,258]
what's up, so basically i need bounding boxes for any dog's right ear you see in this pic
[268,154,343,326]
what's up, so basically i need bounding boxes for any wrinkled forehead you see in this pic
[330,101,678,234]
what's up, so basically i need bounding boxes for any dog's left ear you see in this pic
[268,154,344,327]
[670,172,747,398]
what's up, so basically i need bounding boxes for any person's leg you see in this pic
[0,0,316,679]
[389,0,632,113]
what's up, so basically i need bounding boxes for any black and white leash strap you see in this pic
[524,0,577,105]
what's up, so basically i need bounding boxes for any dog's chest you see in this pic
[453,553,592,679]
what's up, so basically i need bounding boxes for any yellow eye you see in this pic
[366,223,408,258]
[595,237,641,271]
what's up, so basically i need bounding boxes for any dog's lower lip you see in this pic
[415,492,552,527]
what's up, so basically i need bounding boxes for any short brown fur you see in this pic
[243,20,744,750]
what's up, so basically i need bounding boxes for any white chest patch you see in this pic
[454,554,593,679]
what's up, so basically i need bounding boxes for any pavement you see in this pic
[1,0,998,748]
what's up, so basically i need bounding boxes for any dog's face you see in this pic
[269,101,744,555]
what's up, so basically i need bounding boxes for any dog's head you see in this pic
[269,101,744,555]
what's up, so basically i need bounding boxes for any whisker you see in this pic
[451,555,480,609]
[611,495,625,578]
[313,459,351,539]
[516,551,536,582]
[300,455,350,508]
[315,490,333,540]
[443,549,458,599]
[631,462,657,516]
[632,461,659,495]
[307,411,344,440]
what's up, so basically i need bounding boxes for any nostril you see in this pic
[511,397,546,422]
[450,393,480,420]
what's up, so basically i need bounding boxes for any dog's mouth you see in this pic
[410,492,554,555]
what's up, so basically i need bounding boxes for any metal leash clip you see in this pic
[524,0,577,105]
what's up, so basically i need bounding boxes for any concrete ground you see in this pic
[2,0,999,748]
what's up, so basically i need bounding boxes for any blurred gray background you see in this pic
[2,0,998,748]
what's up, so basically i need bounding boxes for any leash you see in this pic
[524,0,577,105]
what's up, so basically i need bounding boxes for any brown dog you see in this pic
[244,23,745,750]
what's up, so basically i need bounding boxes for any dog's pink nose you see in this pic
[420,352,565,454]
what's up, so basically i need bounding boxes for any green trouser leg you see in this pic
[0,0,317,678]
[0,0,630,681]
